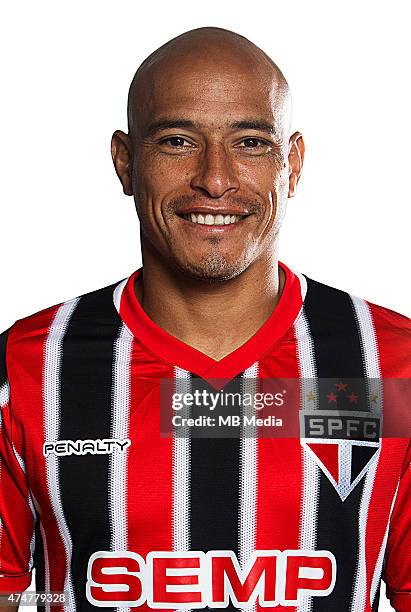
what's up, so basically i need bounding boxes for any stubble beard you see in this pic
[177,252,246,282]
[167,232,257,282]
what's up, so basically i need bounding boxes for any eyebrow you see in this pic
[230,120,276,135]
[145,119,200,137]
[144,118,277,137]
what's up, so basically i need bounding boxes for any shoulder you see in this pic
[302,273,410,376]
[362,298,411,375]
[1,277,125,364]
[364,297,410,336]
[303,273,410,333]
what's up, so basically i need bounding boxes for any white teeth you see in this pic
[183,213,242,225]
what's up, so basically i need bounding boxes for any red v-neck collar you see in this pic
[114,261,305,379]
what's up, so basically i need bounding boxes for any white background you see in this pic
[1,1,409,610]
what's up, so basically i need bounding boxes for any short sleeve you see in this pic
[0,328,35,593]
[383,442,411,611]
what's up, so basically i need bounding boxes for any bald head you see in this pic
[127,27,291,142]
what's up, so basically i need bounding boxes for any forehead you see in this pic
[135,56,283,130]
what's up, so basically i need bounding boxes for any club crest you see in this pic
[300,379,382,501]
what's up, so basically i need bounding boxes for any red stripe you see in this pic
[256,334,301,612]
[0,397,34,585]
[7,305,68,609]
[126,339,175,612]
[367,301,411,378]
[363,301,411,609]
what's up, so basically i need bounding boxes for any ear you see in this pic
[287,131,305,198]
[111,130,133,196]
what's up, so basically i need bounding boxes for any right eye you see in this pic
[159,136,193,148]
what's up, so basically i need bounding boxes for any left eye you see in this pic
[238,138,268,148]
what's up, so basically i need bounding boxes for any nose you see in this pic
[190,143,240,198]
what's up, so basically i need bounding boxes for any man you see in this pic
[0,27,410,612]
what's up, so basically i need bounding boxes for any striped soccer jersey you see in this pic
[0,261,410,612]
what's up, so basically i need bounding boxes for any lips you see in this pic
[182,212,244,225]
[177,206,250,217]
[176,206,251,227]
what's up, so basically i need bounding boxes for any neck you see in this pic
[135,246,284,361]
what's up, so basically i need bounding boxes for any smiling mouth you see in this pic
[178,212,251,226]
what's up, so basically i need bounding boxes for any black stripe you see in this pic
[59,284,121,611]
[351,445,377,482]
[189,374,243,612]
[304,277,367,410]
[33,510,45,612]
[371,583,380,611]
[0,328,10,387]
[303,277,366,612]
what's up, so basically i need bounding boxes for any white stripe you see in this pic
[284,262,307,303]
[113,277,134,338]
[239,362,259,612]
[29,530,36,572]
[173,368,192,612]
[113,277,128,314]
[294,310,318,411]
[350,294,382,611]
[239,363,259,565]
[370,479,400,605]
[294,309,320,612]
[44,298,79,612]
[13,446,37,569]
[293,268,308,303]
[350,295,381,379]
[350,448,380,612]
[38,519,50,593]
[350,295,382,414]
[111,324,133,612]
[173,367,191,553]
[0,381,9,408]
[12,444,26,474]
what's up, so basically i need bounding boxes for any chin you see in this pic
[174,254,248,283]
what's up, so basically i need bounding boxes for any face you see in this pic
[112,51,304,281]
